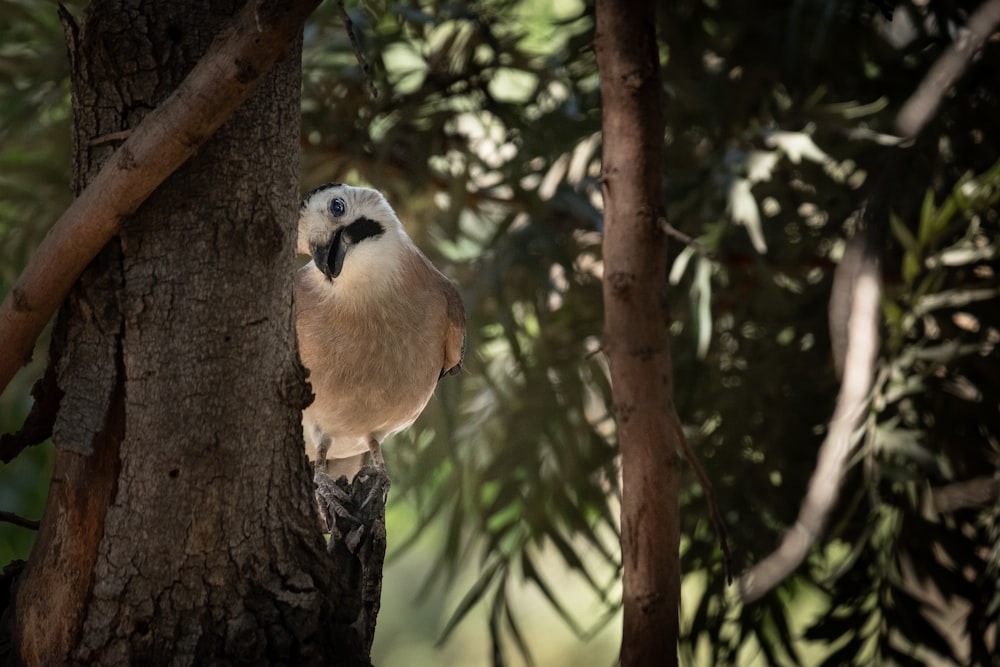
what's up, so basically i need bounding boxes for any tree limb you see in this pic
[739,235,881,603]
[658,217,716,262]
[739,0,1000,603]
[931,476,1000,513]
[336,0,378,100]
[0,0,321,398]
[0,512,40,531]
[896,0,1000,139]
[671,418,732,584]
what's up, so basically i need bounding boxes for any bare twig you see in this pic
[87,129,132,147]
[672,418,732,584]
[336,0,378,100]
[0,512,40,531]
[658,217,715,261]
[0,0,322,399]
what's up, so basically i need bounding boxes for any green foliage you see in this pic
[2,0,998,664]
[0,0,78,565]
[0,0,74,287]
[808,156,1000,667]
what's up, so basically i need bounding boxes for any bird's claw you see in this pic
[314,469,357,539]
[354,456,390,511]
[314,463,390,554]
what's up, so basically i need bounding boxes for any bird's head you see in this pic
[297,183,407,284]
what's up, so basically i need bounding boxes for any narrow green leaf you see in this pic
[551,486,619,570]
[881,643,926,667]
[766,596,802,665]
[889,587,954,658]
[488,581,508,667]
[917,187,936,247]
[544,524,605,598]
[501,581,536,667]
[416,501,466,601]
[816,635,865,667]
[889,212,917,253]
[520,551,586,636]
[436,555,505,645]
[694,257,713,358]
[669,244,695,285]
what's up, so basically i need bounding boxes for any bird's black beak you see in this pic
[311,228,349,281]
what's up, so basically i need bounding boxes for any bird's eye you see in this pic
[329,197,346,218]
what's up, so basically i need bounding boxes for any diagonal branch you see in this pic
[739,0,1000,604]
[336,0,378,100]
[0,511,40,531]
[0,0,321,399]
[739,231,881,603]
[931,476,1000,513]
[896,0,1000,138]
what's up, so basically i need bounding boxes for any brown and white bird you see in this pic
[294,183,465,481]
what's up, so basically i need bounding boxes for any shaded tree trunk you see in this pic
[595,1,680,665]
[10,1,373,664]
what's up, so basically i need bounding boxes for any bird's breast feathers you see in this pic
[295,251,462,438]
[294,183,466,458]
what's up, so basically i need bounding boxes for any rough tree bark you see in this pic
[0,0,321,397]
[8,1,375,664]
[595,1,680,665]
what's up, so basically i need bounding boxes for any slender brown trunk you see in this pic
[595,1,680,665]
[11,2,370,664]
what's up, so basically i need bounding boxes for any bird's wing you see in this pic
[440,281,466,378]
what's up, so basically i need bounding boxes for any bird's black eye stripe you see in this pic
[346,217,384,243]
[300,182,343,210]
[329,197,346,217]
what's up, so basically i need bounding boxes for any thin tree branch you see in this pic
[740,234,881,603]
[87,130,132,147]
[658,217,716,261]
[0,512,40,531]
[336,0,378,100]
[931,476,1000,513]
[741,147,894,604]
[0,0,322,398]
[896,0,1000,139]
[672,418,732,584]
[739,0,1000,604]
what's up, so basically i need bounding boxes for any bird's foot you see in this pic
[313,469,355,540]
[355,457,390,513]
[314,462,390,554]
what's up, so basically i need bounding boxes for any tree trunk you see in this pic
[11,2,371,664]
[595,1,680,665]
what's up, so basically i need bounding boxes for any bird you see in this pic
[294,183,465,484]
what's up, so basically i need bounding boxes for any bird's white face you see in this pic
[297,183,408,288]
